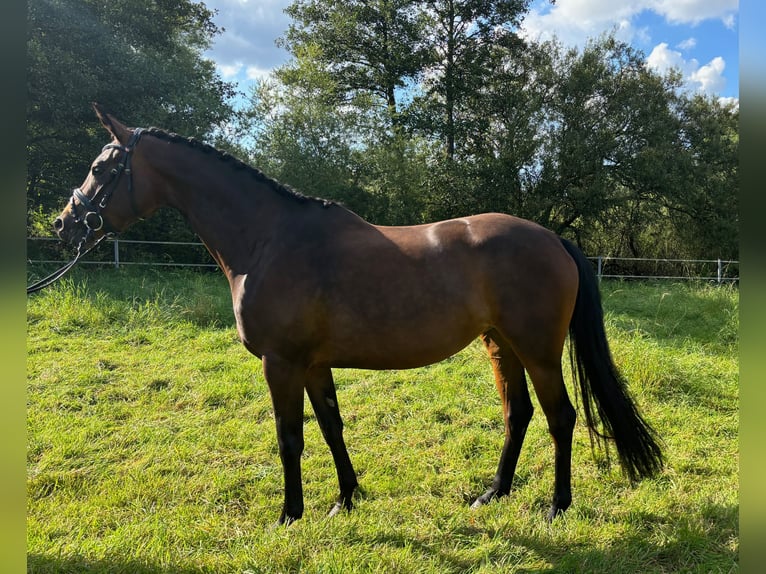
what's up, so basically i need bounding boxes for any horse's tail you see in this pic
[560,238,664,481]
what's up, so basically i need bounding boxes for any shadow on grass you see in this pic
[506,516,737,572]
[368,501,738,573]
[27,554,211,574]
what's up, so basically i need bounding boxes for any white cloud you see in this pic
[521,0,738,46]
[521,0,644,46]
[646,42,688,73]
[521,1,737,97]
[203,0,292,76]
[689,56,726,94]
[245,66,273,82]
[217,62,244,80]
[646,43,728,96]
[677,37,697,51]
[650,0,739,26]
[213,58,272,85]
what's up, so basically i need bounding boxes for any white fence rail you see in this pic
[591,255,738,283]
[27,237,739,283]
[27,237,219,269]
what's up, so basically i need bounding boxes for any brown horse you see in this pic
[54,104,663,525]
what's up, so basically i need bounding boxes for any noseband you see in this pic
[69,127,145,237]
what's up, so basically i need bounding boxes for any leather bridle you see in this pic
[68,127,145,238]
[27,128,145,294]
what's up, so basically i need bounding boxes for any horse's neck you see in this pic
[158,154,289,279]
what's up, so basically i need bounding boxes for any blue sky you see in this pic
[202,0,739,105]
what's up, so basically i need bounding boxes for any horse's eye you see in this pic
[92,166,103,175]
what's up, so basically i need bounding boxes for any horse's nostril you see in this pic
[53,217,64,232]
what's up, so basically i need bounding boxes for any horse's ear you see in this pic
[92,102,131,145]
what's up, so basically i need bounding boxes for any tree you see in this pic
[265,1,440,224]
[281,0,431,129]
[528,37,684,251]
[27,0,236,239]
[277,0,543,222]
[240,48,434,226]
[512,36,738,260]
[244,64,370,215]
[416,0,534,160]
[423,37,552,220]
[666,95,739,259]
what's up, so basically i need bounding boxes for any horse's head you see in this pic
[54,103,160,251]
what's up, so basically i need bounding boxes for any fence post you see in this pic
[597,256,602,283]
[717,258,722,284]
[113,238,120,269]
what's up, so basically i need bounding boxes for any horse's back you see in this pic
[312,212,578,368]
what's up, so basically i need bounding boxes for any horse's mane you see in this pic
[142,127,336,208]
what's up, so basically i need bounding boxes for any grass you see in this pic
[27,268,739,573]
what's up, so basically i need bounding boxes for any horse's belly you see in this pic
[317,299,489,369]
[326,336,479,370]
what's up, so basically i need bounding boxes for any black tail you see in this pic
[560,238,664,482]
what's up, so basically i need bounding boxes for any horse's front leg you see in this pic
[263,354,306,525]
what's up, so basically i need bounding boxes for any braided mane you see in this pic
[142,127,335,208]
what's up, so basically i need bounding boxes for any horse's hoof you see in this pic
[327,496,354,518]
[546,505,565,523]
[276,511,301,526]
[327,501,344,518]
[470,489,505,509]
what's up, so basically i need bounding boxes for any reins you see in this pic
[26,128,145,295]
[26,235,107,294]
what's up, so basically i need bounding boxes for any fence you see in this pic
[27,236,219,270]
[591,255,739,283]
[26,237,739,283]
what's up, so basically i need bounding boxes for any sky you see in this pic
[201,0,739,106]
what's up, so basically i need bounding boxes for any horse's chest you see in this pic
[231,279,321,360]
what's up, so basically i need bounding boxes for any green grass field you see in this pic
[26,268,738,573]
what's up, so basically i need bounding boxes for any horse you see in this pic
[53,103,663,525]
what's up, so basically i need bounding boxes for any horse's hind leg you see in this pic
[523,358,577,521]
[305,367,359,516]
[471,329,534,508]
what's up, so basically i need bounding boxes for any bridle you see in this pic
[69,127,145,238]
[27,128,145,294]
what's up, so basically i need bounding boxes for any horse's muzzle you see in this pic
[53,213,91,248]
[53,215,76,245]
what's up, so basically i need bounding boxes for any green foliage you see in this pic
[244,71,372,214]
[415,0,536,159]
[665,95,739,259]
[534,38,681,247]
[27,270,738,572]
[243,54,436,225]
[282,0,431,121]
[27,0,236,239]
